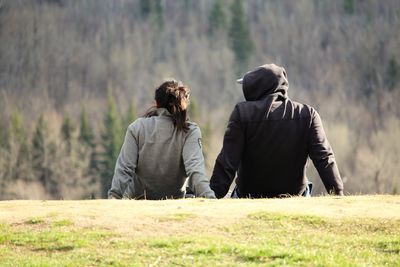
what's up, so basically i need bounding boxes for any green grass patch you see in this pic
[0,199,399,266]
[249,212,328,227]
[51,219,73,227]
[0,223,110,252]
[157,212,196,222]
[2,213,395,267]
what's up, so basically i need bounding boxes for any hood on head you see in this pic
[239,64,289,101]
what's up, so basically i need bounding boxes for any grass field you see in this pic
[0,196,399,266]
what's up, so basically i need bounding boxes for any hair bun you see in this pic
[166,86,180,98]
[152,79,190,132]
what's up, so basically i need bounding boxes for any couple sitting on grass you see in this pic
[108,63,344,200]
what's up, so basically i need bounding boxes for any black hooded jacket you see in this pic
[210,64,344,198]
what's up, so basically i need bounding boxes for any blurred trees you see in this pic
[0,0,399,198]
[79,106,99,199]
[140,0,164,29]
[343,0,355,14]
[124,101,137,128]
[79,107,95,148]
[99,88,124,198]
[228,0,254,74]
[10,111,31,182]
[387,57,399,91]
[208,0,226,36]
[31,115,55,196]
[61,114,75,155]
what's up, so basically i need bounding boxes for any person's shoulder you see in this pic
[231,101,250,115]
[290,99,310,108]
[127,117,147,132]
[235,100,250,109]
[290,100,318,117]
[229,101,258,122]
[187,121,200,133]
[184,121,202,140]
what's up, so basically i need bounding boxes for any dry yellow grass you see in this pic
[1,195,398,237]
[0,195,399,266]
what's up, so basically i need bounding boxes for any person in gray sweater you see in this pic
[108,80,216,200]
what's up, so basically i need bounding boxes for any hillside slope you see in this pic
[0,196,399,266]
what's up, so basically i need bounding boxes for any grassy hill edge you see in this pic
[0,196,399,266]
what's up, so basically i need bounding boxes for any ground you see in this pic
[0,195,399,266]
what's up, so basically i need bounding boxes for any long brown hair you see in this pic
[145,80,190,132]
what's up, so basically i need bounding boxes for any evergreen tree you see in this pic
[9,110,31,181]
[9,110,24,144]
[139,0,164,29]
[0,113,7,196]
[387,57,399,91]
[61,113,75,155]
[153,0,164,29]
[228,0,254,74]
[46,139,61,199]
[100,88,123,198]
[0,116,8,149]
[32,115,51,190]
[208,0,226,36]
[139,0,152,19]
[79,106,95,148]
[343,0,355,15]
[78,106,99,198]
[31,116,59,198]
[0,95,7,149]
[124,101,137,128]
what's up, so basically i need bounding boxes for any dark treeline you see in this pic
[0,0,399,199]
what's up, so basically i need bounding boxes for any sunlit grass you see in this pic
[0,197,399,266]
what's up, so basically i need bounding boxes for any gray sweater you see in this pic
[108,108,216,199]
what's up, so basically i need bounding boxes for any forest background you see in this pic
[0,0,399,199]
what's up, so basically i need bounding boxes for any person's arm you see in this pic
[182,125,216,199]
[308,109,344,195]
[210,105,245,198]
[108,123,139,199]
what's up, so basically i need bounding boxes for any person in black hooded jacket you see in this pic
[210,63,344,198]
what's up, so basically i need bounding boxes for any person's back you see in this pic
[124,110,207,199]
[109,80,216,200]
[210,64,344,198]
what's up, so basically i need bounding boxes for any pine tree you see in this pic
[31,116,59,198]
[139,0,152,19]
[3,110,31,183]
[0,115,8,149]
[0,95,7,150]
[32,115,51,190]
[0,114,7,197]
[208,0,226,36]
[343,0,355,15]
[79,106,95,148]
[9,110,24,144]
[61,113,75,155]
[228,0,254,74]
[77,106,99,199]
[153,0,164,29]
[9,110,31,181]
[100,88,123,198]
[123,101,137,129]
[387,57,399,91]
[139,0,164,29]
